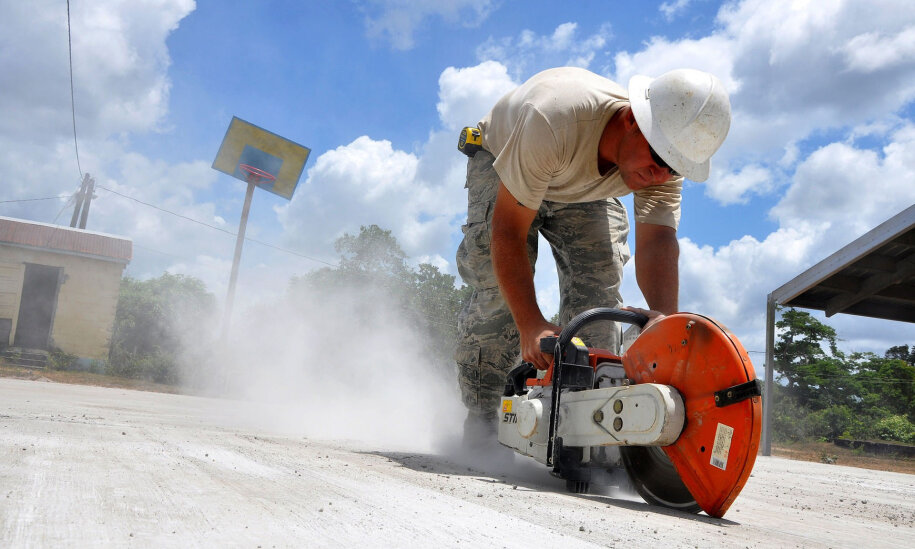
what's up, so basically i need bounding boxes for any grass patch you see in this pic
[0,362,182,394]
[773,440,915,475]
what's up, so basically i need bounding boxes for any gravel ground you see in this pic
[1,378,913,548]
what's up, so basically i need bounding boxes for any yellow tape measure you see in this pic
[457,127,482,157]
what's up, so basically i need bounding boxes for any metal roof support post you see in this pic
[762,294,776,456]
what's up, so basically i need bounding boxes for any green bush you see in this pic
[873,415,915,444]
[109,273,215,385]
[771,393,816,442]
[47,348,79,371]
[805,406,853,441]
[107,350,177,385]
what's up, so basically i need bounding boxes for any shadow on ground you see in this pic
[363,448,739,526]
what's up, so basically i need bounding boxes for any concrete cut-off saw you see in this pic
[498,308,762,518]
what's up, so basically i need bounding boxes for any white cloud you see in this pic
[0,0,192,144]
[678,227,820,324]
[844,26,915,73]
[476,22,613,78]
[660,0,693,21]
[771,122,915,234]
[359,0,495,50]
[276,132,465,263]
[436,61,517,131]
[612,34,738,94]
[705,164,775,205]
[277,137,419,252]
[413,254,451,274]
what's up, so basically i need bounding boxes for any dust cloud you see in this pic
[187,283,466,454]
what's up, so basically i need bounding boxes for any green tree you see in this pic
[336,225,409,279]
[885,344,915,365]
[773,308,915,444]
[109,273,215,384]
[850,351,915,420]
[774,308,857,410]
[290,225,470,374]
[407,262,472,358]
[294,225,411,296]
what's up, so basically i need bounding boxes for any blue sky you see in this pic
[2,0,914,357]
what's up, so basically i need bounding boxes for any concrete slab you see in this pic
[1,378,913,547]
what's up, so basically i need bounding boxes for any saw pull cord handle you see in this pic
[503,363,538,397]
[547,308,649,469]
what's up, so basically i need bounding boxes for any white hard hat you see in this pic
[628,69,731,182]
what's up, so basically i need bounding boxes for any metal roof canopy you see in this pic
[761,204,915,455]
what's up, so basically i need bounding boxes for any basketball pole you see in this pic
[220,178,256,342]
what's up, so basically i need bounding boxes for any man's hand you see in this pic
[521,321,561,370]
[622,306,666,331]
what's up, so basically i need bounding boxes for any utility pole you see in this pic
[69,173,91,228]
[78,175,95,229]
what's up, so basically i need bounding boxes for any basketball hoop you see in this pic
[239,164,277,185]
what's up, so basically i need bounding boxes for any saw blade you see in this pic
[620,445,701,513]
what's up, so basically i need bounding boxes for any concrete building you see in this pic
[0,216,131,366]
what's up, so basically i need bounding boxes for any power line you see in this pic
[66,0,82,178]
[95,184,336,267]
[51,192,77,225]
[132,242,188,259]
[98,185,235,235]
[776,372,915,384]
[0,196,65,204]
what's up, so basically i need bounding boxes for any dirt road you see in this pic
[1,378,913,548]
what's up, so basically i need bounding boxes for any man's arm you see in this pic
[490,182,559,370]
[634,221,679,315]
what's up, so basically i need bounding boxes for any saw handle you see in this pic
[557,308,648,346]
[540,309,648,355]
[540,336,558,354]
[504,309,649,398]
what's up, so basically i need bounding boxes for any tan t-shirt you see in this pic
[478,67,682,229]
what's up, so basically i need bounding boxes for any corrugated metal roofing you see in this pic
[769,205,915,323]
[0,216,132,263]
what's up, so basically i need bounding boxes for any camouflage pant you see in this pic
[455,150,631,419]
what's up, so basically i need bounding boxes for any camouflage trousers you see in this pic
[455,150,631,419]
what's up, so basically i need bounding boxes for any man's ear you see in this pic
[621,105,637,130]
[619,106,638,133]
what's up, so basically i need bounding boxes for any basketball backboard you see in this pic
[212,117,310,200]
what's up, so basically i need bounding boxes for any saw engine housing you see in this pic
[497,309,762,518]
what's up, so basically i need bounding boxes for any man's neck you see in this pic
[598,105,628,174]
